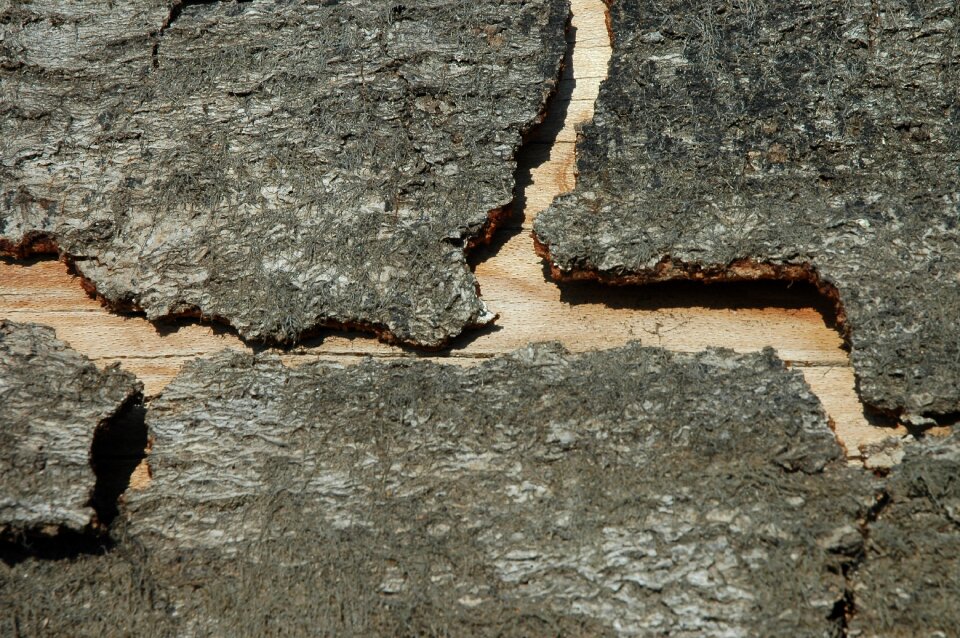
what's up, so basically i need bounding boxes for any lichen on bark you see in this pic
[534,0,960,418]
[0,0,569,346]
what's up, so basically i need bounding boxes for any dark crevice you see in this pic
[0,395,148,566]
[830,489,892,636]
[903,410,960,430]
[152,0,251,69]
[0,527,113,567]
[89,395,149,528]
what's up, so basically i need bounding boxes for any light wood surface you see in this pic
[0,0,905,462]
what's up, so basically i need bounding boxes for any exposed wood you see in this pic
[535,0,960,418]
[0,0,904,460]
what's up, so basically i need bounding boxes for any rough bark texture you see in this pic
[850,430,960,637]
[0,320,141,535]
[0,551,172,637]
[0,0,569,347]
[534,0,960,418]
[100,344,874,636]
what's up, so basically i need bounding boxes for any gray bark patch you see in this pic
[534,0,960,418]
[102,344,873,635]
[0,551,171,635]
[850,430,960,636]
[0,321,141,536]
[0,0,569,347]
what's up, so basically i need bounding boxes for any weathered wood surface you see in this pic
[0,0,569,347]
[0,0,905,460]
[0,320,140,535]
[2,344,879,636]
[535,0,960,419]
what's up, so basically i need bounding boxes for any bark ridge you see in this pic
[116,344,873,636]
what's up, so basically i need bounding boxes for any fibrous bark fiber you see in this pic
[0,0,569,346]
[534,0,960,418]
[850,429,960,637]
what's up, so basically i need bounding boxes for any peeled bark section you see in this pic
[0,321,142,536]
[534,0,960,418]
[0,0,569,347]
[112,343,875,636]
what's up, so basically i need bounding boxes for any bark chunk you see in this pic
[850,430,960,637]
[113,344,874,635]
[0,321,141,535]
[534,0,960,417]
[0,0,569,346]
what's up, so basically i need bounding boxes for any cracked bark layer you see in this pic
[849,430,960,636]
[93,344,873,636]
[534,0,960,418]
[0,0,569,347]
[0,320,141,535]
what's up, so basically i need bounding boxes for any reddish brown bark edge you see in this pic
[0,208,514,350]
[532,233,851,344]
[1,232,496,350]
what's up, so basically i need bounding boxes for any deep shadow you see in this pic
[550,276,846,342]
[152,313,254,343]
[0,252,58,268]
[468,23,577,272]
[90,397,149,527]
[0,527,113,566]
[0,396,148,566]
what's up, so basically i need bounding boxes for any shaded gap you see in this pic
[89,396,149,528]
[554,277,843,334]
[534,247,852,343]
[829,489,892,636]
[0,395,148,566]
[0,527,112,567]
